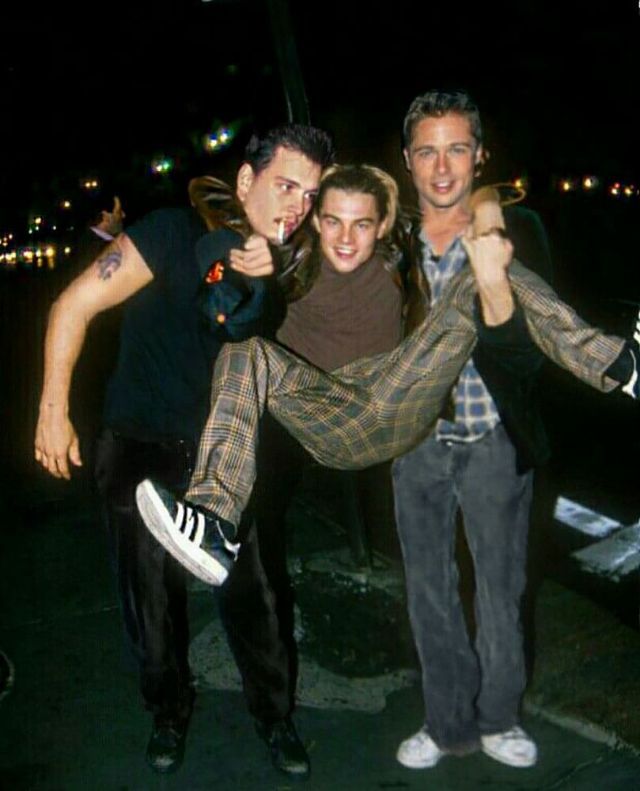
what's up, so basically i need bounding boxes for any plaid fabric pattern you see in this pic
[187,261,625,525]
[422,233,500,442]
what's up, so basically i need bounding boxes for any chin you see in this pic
[330,259,362,273]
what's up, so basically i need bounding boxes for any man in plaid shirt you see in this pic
[135,95,640,772]
[387,90,632,770]
[393,90,551,770]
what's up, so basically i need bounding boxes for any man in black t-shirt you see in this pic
[35,124,333,776]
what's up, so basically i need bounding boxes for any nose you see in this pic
[289,191,307,218]
[435,151,449,174]
[339,224,354,245]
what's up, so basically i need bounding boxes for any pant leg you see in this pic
[508,261,625,390]
[456,424,533,735]
[95,429,196,717]
[219,415,305,723]
[392,434,481,751]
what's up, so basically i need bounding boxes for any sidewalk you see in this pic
[1,472,639,789]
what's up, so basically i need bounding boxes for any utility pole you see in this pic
[265,0,310,124]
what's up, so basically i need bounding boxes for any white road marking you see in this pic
[554,497,640,581]
[572,524,640,581]
[554,496,621,538]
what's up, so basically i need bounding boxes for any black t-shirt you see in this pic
[103,207,222,443]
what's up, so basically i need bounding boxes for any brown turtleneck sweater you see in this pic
[276,252,403,372]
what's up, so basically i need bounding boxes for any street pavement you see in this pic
[1,464,640,790]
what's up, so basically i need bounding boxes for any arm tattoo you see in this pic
[96,248,123,280]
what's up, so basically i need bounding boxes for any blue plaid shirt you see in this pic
[421,232,500,442]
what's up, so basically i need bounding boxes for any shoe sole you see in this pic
[396,749,443,769]
[146,754,183,774]
[481,744,537,768]
[136,481,228,586]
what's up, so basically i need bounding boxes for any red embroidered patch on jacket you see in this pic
[205,261,225,284]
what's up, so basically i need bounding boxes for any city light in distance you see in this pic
[151,157,174,174]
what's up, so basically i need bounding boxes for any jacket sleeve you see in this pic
[209,274,287,342]
[472,208,554,470]
[474,297,545,378]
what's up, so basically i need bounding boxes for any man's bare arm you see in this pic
[464,231,515,326]
[35,234,153,479]
[466,193,514,327]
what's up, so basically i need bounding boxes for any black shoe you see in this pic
[136,479,239,585]
[146,713,190,774]
[256,716,311,779]
[0,650,14,703]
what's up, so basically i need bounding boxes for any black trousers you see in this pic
[218,414,301,725]
[94,428,196,718]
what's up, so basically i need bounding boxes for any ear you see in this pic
[402,148,411,171]
[474,145,484,167]
[312,213,321,234]
[236,163,255,203]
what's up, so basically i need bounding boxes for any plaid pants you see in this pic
[187,262,624,525]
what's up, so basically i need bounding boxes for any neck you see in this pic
[420,202,471,256]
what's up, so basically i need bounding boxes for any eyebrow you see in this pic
[276,177,301,187]
[321,213,376,223]
[413,141,473,152]
[276,177,318,195]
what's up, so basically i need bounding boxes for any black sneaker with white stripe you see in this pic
[136,479,239,586]
[621,308,640,399]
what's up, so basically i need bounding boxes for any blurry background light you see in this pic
[151,157,174,174]
[204,123,235,154]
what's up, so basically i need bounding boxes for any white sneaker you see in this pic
[396,729,444,769]
[481,726,537,768]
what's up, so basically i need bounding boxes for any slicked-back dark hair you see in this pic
[402,90,483,149]
[244,124,335,174]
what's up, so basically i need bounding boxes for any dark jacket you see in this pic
[397,205,553,472]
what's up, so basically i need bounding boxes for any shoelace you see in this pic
[486,726,528,744]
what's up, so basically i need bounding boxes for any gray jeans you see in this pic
[392,424,533,751]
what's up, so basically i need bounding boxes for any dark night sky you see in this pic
[0,0,638,228]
